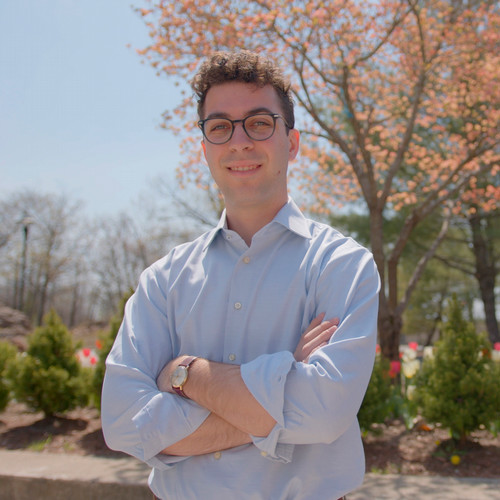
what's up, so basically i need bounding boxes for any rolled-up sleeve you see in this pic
[101,265,210,469]
[240,246,380,458]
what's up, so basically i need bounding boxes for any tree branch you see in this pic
[396,205,452,315]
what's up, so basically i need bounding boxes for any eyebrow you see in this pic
[205,107,275,120]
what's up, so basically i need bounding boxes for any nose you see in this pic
[229,121,253,150]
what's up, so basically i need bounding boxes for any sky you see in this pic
[0,0,185,217]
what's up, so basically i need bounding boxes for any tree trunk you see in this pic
[368,208,405,360]
[469,213,500,344]
[37,277,49,326]
[378,303,403,361]
[69,284,79,328]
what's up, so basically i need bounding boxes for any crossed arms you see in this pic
[101,243,380,465]
[157,313,338,456]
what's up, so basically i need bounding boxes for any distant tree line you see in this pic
[0,188,201,327]
[1,184,498,348]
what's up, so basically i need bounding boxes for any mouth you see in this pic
[227,163,262,173]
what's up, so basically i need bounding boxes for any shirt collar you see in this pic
[273,197,312,240]
[202,212,227,250]
[203,197,312,250]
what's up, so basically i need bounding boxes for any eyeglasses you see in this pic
[198,113,289,145]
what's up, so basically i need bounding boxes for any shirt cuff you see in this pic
[240,351,296,463]
[132,392,210,467]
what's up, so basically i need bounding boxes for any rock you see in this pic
[0,304,32,350]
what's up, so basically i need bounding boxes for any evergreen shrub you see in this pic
[414,295,500,443]
[0,340,17,411]
[7,309,88,417]
[358,354,392,433]
[91,290,133,410]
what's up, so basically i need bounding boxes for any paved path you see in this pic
[0,449,499,499]
[350,473,500,499]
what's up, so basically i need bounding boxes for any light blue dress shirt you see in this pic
[102,198,380,499]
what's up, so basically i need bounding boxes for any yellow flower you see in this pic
[401,345,417,362]
[423,346,434,359]
[406,385,416,401]
[450,455,461,466]
[402,359,421,379]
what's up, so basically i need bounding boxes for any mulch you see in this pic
[1,402,499,478]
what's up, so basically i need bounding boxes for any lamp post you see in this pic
[18,216,33,311]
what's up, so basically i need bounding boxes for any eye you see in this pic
[246,115,274,130]
[207,119,231,133]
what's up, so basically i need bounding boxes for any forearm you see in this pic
[157,315,339,440]
[187,359,276,436]
[162,412,251,456]
[158,357,276,437]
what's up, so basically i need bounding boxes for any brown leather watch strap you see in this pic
[172,356,198,398]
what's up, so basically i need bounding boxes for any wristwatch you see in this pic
[171,356,198,398]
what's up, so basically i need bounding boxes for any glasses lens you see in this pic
[244,114,276,141]
[203,118,233,144]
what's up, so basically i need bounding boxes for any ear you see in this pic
[288,129,300,161]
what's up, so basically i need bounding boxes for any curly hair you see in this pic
[191,50,295,129]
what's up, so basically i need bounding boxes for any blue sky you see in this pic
[0,0,185,217]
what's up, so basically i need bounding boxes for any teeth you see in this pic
[230,165,259,171]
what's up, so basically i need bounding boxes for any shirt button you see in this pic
[214,451,222,460]
[243,256,250,264]
[234,302,242,310]
[260,451,268,457]
[228,353,236,361]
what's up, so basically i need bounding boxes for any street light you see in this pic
[18,216,34,311]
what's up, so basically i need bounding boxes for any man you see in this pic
[102,50,380,499]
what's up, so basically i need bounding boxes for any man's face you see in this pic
[201,82,299,213]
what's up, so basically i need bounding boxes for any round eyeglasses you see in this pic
[198,113,289,145]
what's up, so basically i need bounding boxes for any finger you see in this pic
[302,319,337,342]
[304,313,326,334]
[304,342,329,363]
[304,325,337,351]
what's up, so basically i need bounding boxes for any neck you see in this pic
[225,198,287,246]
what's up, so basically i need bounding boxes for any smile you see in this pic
[227,163,261,172]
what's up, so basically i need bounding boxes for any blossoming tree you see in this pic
[137,0,500,359]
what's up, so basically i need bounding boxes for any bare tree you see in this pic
[0,191,84,325]
[87,196,198,319]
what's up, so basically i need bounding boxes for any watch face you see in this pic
[171,366,188,388]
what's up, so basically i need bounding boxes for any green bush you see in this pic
[358,354,393,433]
[491,361,500,436]
[7,310,88,417]
[414,296,500,443]
[91,290,132,410]
[0,341,18,412]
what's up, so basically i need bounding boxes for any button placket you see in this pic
[223,249,254,365]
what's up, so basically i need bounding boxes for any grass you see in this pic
[370,462,402,475]
[28,435,53,452]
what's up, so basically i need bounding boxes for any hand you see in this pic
[294,313,339,363]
